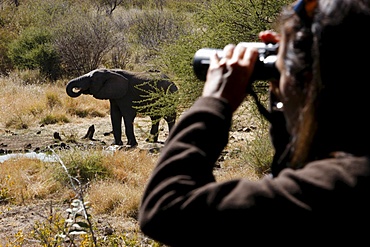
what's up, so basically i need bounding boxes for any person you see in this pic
[138,0,370,246]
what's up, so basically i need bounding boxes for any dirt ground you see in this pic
[0,115,171,245]
[0,110,257,245]
[0,115,169,155]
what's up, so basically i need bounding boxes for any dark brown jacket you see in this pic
[139,97,370,247]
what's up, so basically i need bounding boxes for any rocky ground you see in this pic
[0,110,258,245]
[0,115,168,155]
[0,116,170,245]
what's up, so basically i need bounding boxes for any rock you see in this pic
[53,132,62,141]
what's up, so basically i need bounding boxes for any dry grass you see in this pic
[0,71,110,130]
[0,71,272,245]
[0,157,63,204]
[80,149,158,217]
[0,148,161,245]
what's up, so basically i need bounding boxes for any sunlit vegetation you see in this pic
[0,0,294,245]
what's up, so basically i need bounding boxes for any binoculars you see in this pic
[192,42,280,82]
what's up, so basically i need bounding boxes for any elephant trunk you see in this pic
[66,77,86,98]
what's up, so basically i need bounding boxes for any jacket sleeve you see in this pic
[138,97,370,247]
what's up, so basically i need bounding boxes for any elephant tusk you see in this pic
[72,87,82,93]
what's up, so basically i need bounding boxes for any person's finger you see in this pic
[243,47,258,70]
[209,51,220,69]
[223,44,236,59]
[232,44,247,61]
[259,30,280,43]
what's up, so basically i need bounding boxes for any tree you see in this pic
[156,0,294,108]
[196,0,293,47]
[53,10,119,76]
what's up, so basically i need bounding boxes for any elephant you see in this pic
[66,68,178,147]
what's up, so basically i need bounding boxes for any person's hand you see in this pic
[202,43,258,112]
[258,30,281,100]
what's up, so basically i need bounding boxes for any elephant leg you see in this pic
[165,112,176,134]
[147,116,160,143]
[123,112,138,147]
[110,101,123,145]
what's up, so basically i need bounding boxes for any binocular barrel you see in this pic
[192,42,279,82]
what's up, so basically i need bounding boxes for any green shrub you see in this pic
[7,27,61,79]
[57,149,111,185]
[133,80,179,122]
[154,0,292,110]
[0,29,15,75]
[0,2,18,75]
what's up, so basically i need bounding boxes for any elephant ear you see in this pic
[94,71,129,99]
